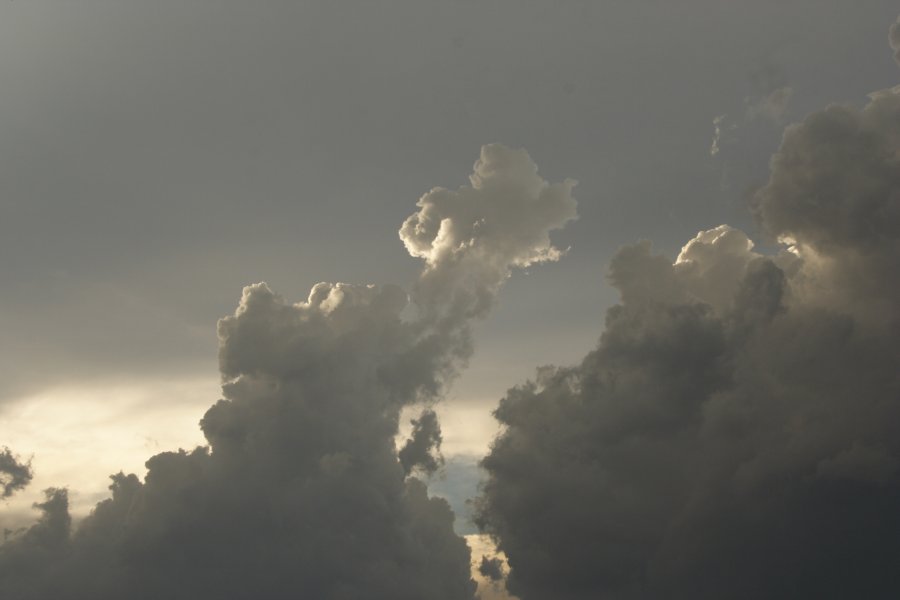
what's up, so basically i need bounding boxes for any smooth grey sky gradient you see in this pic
[3,1,897,404]
[1,5,900,597]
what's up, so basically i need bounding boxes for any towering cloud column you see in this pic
[476,41,900,600]
[0,145,577,600]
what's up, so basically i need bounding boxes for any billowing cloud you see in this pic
[753,87,900,323]
[399,409,444,476]
[401,144,578,322]
[477,88,900,598]
[0,448,32,499]
[0,145,576,599]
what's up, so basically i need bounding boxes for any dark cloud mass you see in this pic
[477,84,900,598]
[478,556,504,582]
[399,409,444,476]
[0,145,576,599]
[0,448,32,499]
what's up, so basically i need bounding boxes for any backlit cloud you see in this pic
[0,145,576,599]
[477,72,900,600]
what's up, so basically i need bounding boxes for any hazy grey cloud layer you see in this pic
[3,1,897,409]
[891,16,900,64]
[0,146,576,599]
[710,62,794,159]
[477,85,900,599]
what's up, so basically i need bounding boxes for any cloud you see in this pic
[746,85,794,122]
[0,448,32,499]
[477,88,900,598]
[710,62,793,159]
[478,556,504,582]
[708,114,736,157]
[0,488,70,589]
[0,145,576,599]
[399,409,444,476]
[466,534,517,600]
[401,144,578,322]
[746,63,793,120]
[752,88,900,323]
[891,15,900,65]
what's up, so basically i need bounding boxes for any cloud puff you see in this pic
[753,88,900,323]
[0,145,576,599]
[478,88,900,599]
[0,448,32,499]
[401,144,577,322]
[478,555,504,582]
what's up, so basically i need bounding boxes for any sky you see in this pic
[1,3,899,599]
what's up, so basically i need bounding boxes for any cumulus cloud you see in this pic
[477,88,900,598]
[0,448,32,499]
[401,144,577,322]
[399,409,444,476]
[0,145,576,599]
[753,88,900,323]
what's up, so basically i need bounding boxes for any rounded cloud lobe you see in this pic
[0,145,576,599]
[477,89,900,599]
[401,144,577,325]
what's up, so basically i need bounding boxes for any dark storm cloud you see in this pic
[0,448,32,499]
[477,89,900,598]
[753,87,900,323]
[0,487,70,595]
[0,146,576,599]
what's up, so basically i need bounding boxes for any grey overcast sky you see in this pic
[2,1,896,399]
[2,3,900,599]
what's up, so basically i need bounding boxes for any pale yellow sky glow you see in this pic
[3,380,515,592]
[4,380,499,529]
[466,534,517,600]
[0,378,217,528]
[397,398,507,459]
